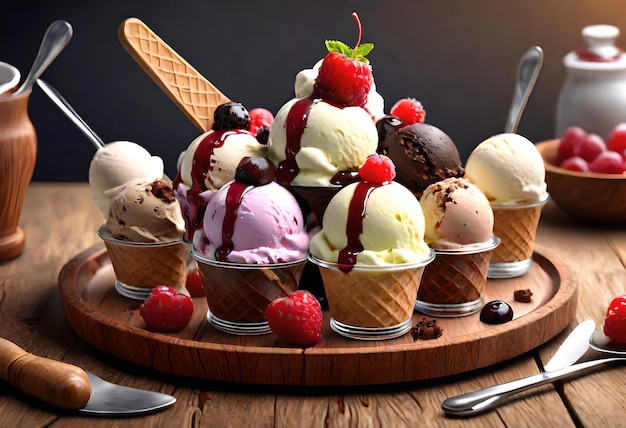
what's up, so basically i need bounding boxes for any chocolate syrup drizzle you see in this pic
[214,181,249,261]
[275,96,360,187]
[337,181,381,272]
[173,129,249,241]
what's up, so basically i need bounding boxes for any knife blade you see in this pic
[543,319,595,372]
[0,337,176,416]
[442,319,595,415]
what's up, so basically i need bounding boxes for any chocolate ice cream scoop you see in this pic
[378,123,464,193]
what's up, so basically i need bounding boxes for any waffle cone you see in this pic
[491,204,544,263]
[196,259,306,323]
[418,250,492,305]
[319,266,426,328]
[104,240,187,290]
[119,18,231,132]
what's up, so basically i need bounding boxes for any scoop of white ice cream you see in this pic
[310,181,431,266]
[465,133,548,204]
[268,98,378,186]
[89,141,164,217]
[177,130,268,192]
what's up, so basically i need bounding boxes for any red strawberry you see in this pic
[313,13,374,107]
[248,108,274,142]
[266,290,323,346]
[390,98,426,125]
[604,295,626,343]
[185,270,205,298]
[359,153,396,184]
[140,285,194,332]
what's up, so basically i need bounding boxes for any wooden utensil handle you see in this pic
[0,337,91,410]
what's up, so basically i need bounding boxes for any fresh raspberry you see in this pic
[607,123,626,153]
[589,150,624,174]
[359,154,396,184]
[556,126,586,164]
[266,290,323,346]
[559,156,589,172]
[604,295,626,343]
[313,13,374,107]
[248,108,274,142]
[389,98,426,125]
[185,270,205,298]
[140,285,194,332]
[577,133,606,162]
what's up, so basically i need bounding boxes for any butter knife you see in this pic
[442,320,595,416]
[0,337,176,416]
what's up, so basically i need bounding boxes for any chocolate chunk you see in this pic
[514,289,533,303]
[412,317,443,341]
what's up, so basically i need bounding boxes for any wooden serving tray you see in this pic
[58,243,577,386]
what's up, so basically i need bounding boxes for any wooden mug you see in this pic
[0,89,37,261]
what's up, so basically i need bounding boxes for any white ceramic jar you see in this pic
[555,25,626,140]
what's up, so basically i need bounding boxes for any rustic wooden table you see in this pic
[1,182,625,427]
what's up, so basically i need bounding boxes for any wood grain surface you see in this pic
[1,183,625,427]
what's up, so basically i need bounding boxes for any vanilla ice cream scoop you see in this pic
[309,180,431,266]
[106,178,185,243]
[89,141,164,217]
[465,133,548,204]
[268,98,378,187]
[420,177,494,248]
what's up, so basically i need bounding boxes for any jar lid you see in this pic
[564,24,626,71]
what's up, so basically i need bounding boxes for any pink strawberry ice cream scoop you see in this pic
[193,157,310,264]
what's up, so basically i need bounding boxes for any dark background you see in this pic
[3,0,626,182]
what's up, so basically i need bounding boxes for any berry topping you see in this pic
[248,108,274,144]
[185,270,205,298]
[389,98,426,126]
[358,153,396,184]
[235,156,276,185]
[213,102,251,130]
[266,290,323,346]
[479,300,514,324]
[139,285,194,332]
[607,123,626,153]
[589,150,625,174]
[604,295,626,343]
[555,124,626,174]
[375,115,404,143]
[560,156,589,172]
[577,133,606,162]
[556,126,586,164]
[313,13,374,107]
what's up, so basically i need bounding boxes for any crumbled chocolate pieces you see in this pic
[150,179,176,203]
[412,318,443,341]
[514,289,533,303]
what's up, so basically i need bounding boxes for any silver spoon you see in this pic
[504,46,543,134]
[36,79,104,149]
[14,20,73,96]
[442,327,626,416]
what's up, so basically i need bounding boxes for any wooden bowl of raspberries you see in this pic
[536,124,626,223]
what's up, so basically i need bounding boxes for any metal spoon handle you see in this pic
[36,79,105,149]
[504,46,543,134]
[441,357,622,416]
[15,20,73,95]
